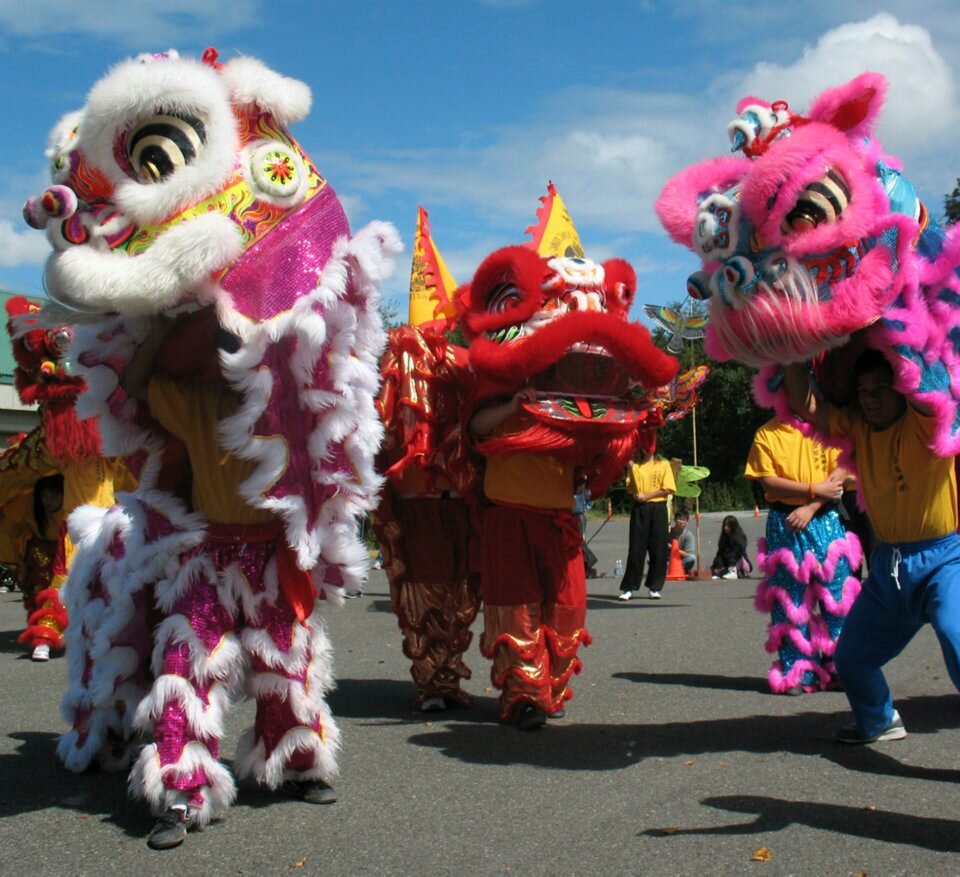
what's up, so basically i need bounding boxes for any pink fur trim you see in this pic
[805,72,887,138]
[767,658,831,693]
[654,156,750,247]
[763,622,819,656]
[755,532,862,622]
[811,574,862,616]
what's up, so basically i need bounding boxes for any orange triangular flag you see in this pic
[524,181,584,259]
[408,206,458,328]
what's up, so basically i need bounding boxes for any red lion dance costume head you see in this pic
[459,244,677,491]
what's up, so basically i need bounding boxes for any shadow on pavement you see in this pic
[612,670,768,693]
[407,694,960,786]
[360,598,393,614]
[586,598,692,611]
[642,794,960,853]
[0,628,26,655]
[0,732,152,837]
[330,677,501,724]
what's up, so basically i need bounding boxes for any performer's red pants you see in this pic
[479,503,590,719]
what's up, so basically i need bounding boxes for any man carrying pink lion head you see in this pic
[657,72,960,746]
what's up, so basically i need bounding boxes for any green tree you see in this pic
[945,178,960,226]
[379,300,403,330]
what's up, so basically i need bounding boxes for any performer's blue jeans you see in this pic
[834,531,960,736]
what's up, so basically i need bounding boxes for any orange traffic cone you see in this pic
[666,538,686,581]
[753,504,761,518]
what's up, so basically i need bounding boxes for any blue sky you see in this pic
[0,0,958,325]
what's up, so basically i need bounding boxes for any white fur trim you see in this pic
[46,213,241,315]
[220,56,311,126]
[233,724,339,790]
[58,494,208,772]
[150,615,247,689]
[134,674,234,741]
[46,110,83,182]
[79,54,237,226]
[210,222,397,574]
[243,610,336,720]
[130,741,236,825]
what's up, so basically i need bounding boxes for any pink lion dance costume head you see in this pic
[656,71,960,457]
[26,49,400,827]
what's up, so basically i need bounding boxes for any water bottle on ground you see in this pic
[614,558,623,577]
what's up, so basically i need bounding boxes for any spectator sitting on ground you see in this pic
[710,515,752,580]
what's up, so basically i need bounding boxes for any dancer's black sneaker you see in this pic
[835,710,907,744]
[282,779,338,805]
[147,807,188,850]
[514,704,548,731]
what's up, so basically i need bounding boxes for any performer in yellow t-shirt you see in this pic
[123,316,340,850]
[786,349,960,743]
[745,417,862,695]
[617,449,676,601]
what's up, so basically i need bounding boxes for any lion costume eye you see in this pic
[486,282,522,314]
[781,168,850,234]
[127,112,207,184]
[612,281,632,307]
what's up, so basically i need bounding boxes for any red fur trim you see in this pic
[469,310,676,390]
[456,247,548,340]
[43,400,102,463]
[19,587,67,647]
[18,624,64,649]
[601,259,636,316]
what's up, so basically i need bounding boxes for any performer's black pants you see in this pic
[620,501,669,593]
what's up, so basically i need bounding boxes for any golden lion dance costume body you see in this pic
[23,48,399,834]
[373,208,481,711]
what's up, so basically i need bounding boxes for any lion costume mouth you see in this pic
[469,308,676,397]
[524,347,648,429]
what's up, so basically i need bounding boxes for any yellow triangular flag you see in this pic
[524,181,584,259]
[408,206,458,328]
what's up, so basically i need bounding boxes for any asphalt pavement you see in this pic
[1,510,959,876]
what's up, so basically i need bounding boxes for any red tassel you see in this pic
[274,541,316,625]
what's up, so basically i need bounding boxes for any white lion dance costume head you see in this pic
[24,48,400,828]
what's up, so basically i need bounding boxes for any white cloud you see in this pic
[736,14,958,157]
[325,88,711,240]
[330,13,958,248]
[0,0,259,44]
[0,220,52,268]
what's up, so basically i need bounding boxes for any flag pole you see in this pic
[692,402,702,572]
